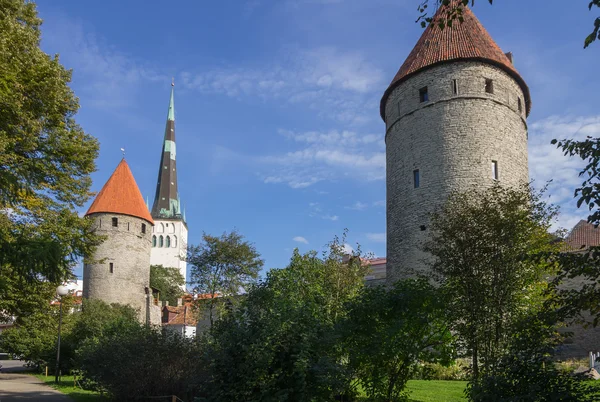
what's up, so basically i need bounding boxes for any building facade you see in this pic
[150,84,188,287]
[383,3,531,281]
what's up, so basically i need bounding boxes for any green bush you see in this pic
[78,325,205,401]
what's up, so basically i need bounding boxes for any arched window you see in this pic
[169,224,175,233]
[173,235,178,247]
[152,235,157,247]
[157,223,164,233]
[159,235,164,247]
[166,236,171,248]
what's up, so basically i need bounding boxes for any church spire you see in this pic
[151,82,183,220]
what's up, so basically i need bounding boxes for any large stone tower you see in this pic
[83,159,154,321]
[150,83,188,287]
[383,3,531,282]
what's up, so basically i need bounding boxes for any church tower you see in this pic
[382,2,531,282]
[150,83,188,287]
[83,159,154,322]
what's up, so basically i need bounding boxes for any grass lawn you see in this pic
[406,380,467,401]
[34,374,106,402]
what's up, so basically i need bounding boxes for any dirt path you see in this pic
[0,372,72,402]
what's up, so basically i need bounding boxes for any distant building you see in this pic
[83,84,189,325]
[162,296,196,338]
[149,84,188,288]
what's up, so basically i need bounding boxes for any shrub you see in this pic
[77,325,205,401]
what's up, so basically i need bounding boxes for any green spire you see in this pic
[167,80,175,121]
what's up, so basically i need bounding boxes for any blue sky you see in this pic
[35,0,600,279]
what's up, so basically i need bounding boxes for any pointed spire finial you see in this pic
[168,81,175,121]
[171,77,175,87]
[120,147,125,158]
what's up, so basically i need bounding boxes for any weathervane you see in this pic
[120,147,125,158]
[171,77,175,87]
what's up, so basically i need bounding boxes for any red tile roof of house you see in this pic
[564,220,600,252]
[85,159,154,224]
[381,0,531,120]
[163,302,198,326]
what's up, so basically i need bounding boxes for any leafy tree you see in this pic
[204,233,368,402]
[150,264,185,305]
[424,185,559,379]
[0,0,100,318]
[468,310,598,401]
[187,230,264,327]
[341,279,454,402]
[0,294,76,369]
[416,0,600,49]
[546,137,600,328]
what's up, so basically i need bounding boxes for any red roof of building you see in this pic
[564,220,600,252]
[381,0,531,120]
[85,159,154,224]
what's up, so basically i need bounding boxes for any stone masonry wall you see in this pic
[83,213,152,322]
[385,61,529,282]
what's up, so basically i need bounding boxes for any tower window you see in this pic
[419,87,429,103]
[166,236,171,248]
[452,79,458,95]
[142,223,146,234]
[173,235,178,247]
[518,97,522,113]
[152,235,157,247]
[492,160,499,180]
[159,235,164,248]
[112,217,118,227]
[485,79,494,94]
[127,222,130,231]
[413,169,420,188]
[109,263,114,273]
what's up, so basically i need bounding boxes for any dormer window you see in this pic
[485,79,494,94]
[419,87,429,103]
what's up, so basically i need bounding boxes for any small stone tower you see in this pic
[383,2,531,281]
[83,159,155,322]
[150,83,188,288]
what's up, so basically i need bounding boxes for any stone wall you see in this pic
[83,213,152,322]
[385,61,529,282]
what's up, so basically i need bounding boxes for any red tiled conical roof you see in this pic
[86,159,154,224]
[381,1,531,120]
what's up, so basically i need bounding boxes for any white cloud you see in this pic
[528,115,600,230]
[342,243,354,254]
[323,214,339,221]
[366,232,386,243]
[308,202,339,221]
[373,200,385,207]
[293,236,309,244]
[180,47,382,125]
[346,201,368,211]
[261,129,384,188]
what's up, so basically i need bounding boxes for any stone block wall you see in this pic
[385,61,529,282]
[83,213,153,322]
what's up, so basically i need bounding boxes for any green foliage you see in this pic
[416,1,600,48]
[77,325,204,401]
[0,297,137,373]
[467,311,598,401]
[0,0,100,319]
[188,230,264,327]
[150,264,185,305]
[342,279,454,402]
[203,232,368,402]
[412,360,469,381]
[549,136,600,328]
[424,185,559,378]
